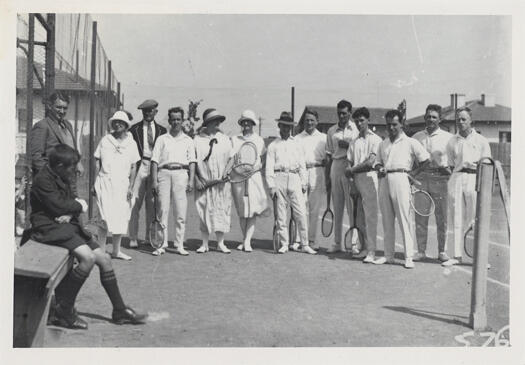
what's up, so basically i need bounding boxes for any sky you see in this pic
[89,14,511,136]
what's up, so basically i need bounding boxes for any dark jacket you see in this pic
[29,116,77,174]
[30,165,91,244]
[128,120,167,165]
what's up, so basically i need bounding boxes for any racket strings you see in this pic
[321,211,334,237]
[412,190,435,216]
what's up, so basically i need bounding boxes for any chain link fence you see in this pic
[16,13,121,236]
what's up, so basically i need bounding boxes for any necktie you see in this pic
[147,122,154,149]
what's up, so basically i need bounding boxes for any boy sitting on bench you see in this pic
[30,144,147,329]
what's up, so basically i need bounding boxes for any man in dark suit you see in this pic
[30,92,83,177]
[128,99,167,248]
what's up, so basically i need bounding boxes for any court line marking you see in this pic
[326,220,510,289]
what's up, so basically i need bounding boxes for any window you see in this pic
[18,109,27,133]
[499,131,511,143]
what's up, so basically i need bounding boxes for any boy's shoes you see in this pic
[112,306,147,325]
[53,304,88,330]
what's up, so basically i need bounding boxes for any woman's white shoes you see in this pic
[217,243,231,254]
[196,245,209,253]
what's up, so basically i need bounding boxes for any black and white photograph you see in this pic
[1,0,523,364]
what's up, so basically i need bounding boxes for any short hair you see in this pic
[48,91,70,105]
[425,104,442,118]
[337,99,353,112]
[385,109,403,122]
[456,106,472,118]
[352,107,370,120]
[48,144,80,169]
[168,107,185,120]
[304,108,319,120]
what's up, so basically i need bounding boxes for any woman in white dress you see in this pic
[94,111,141,260]
[231,110,269,252]
[194,108,234,254]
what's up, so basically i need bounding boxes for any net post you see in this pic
[469,160,494,330]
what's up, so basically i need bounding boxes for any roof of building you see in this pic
[16,56,108,92]
[406,99,511,125]
[298,105,391,126]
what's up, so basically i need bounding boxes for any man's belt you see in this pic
[142,156,151,161]
[458,167,477,174]
[274,168,300,174]
[160,164,189,171]
[306,162,324,169]
[354,167,374,174]
[386,168,410,173]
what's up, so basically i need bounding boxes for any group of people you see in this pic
[25,92,491,329]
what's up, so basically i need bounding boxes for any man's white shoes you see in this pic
[177,247,189,256]
[363,252,375,263]
[302,246,317,255]
[129,239,139,248]
[152,248,165,256]
[372,257,395,265]
[278,245,289,254]
[291,243,301,252]
[326,244,346,253]
[442,257,461,267]
[413,252,427,261]
[404,258,415,269]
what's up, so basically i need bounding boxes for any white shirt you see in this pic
[295,129,327,167]
[412,128,453,168]
[326,121,359,160]
[142,120,157,158]
[376,133,430,170]
[347,130,382,167]
[265,136,307,189]
[447,130,491,172]
[151,132,196,167]
[94,132,140,178]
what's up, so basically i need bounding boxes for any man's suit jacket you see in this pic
[128,120,167,167]
[30,116,78,174]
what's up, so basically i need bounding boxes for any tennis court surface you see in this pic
[43,192,509,347]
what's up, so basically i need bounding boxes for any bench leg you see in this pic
[13,276,53,348]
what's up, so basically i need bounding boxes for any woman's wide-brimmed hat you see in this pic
[202,108,226,126]
[275,111,295,126]
[238,109,258,126]
[108,110,131,129]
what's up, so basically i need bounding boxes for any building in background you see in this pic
[406,93,511,143]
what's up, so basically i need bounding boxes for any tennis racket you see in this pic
[272,194,280,253]
[408,175,435,217]
[344,194,362,252]
[464,221,475,258]
[321,187,334,237]
[149,191,165,249]
[289,208,297,246]
[228,141,263,184]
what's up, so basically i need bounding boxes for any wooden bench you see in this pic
[14,239,73,348]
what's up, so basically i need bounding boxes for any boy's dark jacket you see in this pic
[30,165,91,244]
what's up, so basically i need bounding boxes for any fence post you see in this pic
[107,60,112,130]
[44,13,55,113]
[469,160,494,330]
[24,14,35,219]
[117,82,121,110]
[88,21,97,219]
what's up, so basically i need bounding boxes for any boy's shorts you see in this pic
[32,223,100,252]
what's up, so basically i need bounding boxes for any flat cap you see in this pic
[138,99,159,110]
